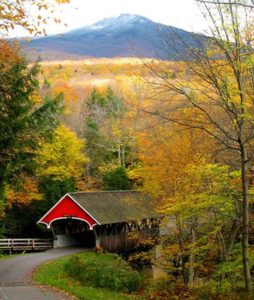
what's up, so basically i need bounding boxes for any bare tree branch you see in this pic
[196,0,254,9]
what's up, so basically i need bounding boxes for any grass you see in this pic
[33,252,143,300]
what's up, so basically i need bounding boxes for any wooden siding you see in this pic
[98,228,160,252]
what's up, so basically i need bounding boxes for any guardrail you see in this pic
[0,239,53,252]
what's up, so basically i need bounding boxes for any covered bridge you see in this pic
[38,191,161,252]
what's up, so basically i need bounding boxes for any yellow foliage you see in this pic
[51,80,78,114]
[37,125,87,180]
[134,126,214,199]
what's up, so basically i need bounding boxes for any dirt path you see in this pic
[0,247,85,300]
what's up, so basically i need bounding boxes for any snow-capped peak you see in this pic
[88,14,150,30]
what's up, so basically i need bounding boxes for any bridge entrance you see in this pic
[51,219,96,248]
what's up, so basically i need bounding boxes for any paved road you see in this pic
[0,247,85,300]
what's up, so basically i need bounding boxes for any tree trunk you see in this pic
[188,225,196,286]
[118,144,121,165]
[122,147,125,166]
[176,215,188,285]
[225,219,241,258]
[240,144,252,293]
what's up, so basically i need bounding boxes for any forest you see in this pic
[1,0,254,299]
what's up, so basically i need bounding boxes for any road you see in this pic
[0,247,85,300]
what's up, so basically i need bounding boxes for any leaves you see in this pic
[37,125,87,181]
[0,41,63,212]
[6,174,42,206]
[0,0,72,36]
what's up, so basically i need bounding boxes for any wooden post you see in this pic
[94,230,100,248]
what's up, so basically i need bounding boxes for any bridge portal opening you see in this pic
[52,219,96,248]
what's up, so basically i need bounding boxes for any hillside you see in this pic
[37,57,183,135]
[23,14,205,61]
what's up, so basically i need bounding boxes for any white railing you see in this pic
[0,239,53,251]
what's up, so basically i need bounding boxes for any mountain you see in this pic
[23,14,205,61]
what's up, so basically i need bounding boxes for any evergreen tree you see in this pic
[102,165,130,190]
[0,42,63,215]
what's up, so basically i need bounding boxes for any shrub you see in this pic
[64,252,142,292]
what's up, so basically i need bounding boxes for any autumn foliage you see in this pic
[1,0,254,298]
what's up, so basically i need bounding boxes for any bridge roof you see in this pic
[69,190,159,225]
[38,190,159,228]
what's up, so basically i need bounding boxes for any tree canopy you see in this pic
[37,125,87,181]
[0,0,71,36]
[0,41,63,215]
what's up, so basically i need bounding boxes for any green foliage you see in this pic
[196,279,242,299]
[156,162,242,289]
[39,177,75,208]
[84,87,131,176]
[102,165,130,190]
[2,200,51,238]
[0,61,62,179]
[64,252,142,292]
[88,88,107,107]
[165,163,239,220]
[86,116,99,131]
[84,89,111,173]
[34,253,140,300]
[105,87,125,119]
[43,78,51,88]
[0,224,5,238]
[0,43,63,215]
[196,244,254,298]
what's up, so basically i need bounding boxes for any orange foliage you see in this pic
[0,41,20,70]
[6,174,42,206]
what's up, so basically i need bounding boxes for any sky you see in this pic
[14,0,207,37]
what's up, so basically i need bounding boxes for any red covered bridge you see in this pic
[38,191,161,252]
